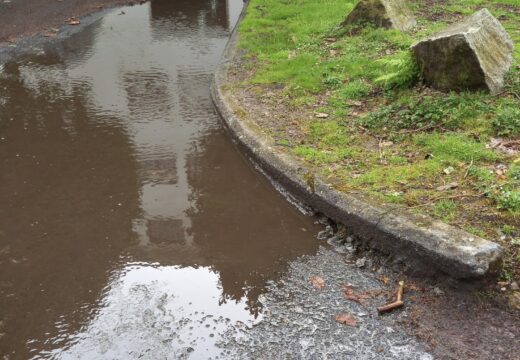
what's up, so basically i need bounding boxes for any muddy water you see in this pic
[0,1,322,359]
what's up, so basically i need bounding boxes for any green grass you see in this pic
[433,200,458,222]
[415,133,499,163]
[234,0,520,280]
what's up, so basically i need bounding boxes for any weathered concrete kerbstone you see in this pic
[412,8,514,94]
[341,0,416,31]
[212,3,504,279]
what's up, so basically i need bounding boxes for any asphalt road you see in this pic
[0,0,137,43]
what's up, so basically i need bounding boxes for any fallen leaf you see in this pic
[335,313,358,326]
[65,17,80,25]
[342,284,371,304]
[435,182,458,191]
[407,283,425,292]
[310,276,325,289]
[443,166,455,175]
[315,112,329,119]
[43,29,58,37]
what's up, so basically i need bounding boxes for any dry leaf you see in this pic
[335,313,358,326]
[407,283,425,292]
[43,29,59,37]
[309,276,325,289]
[66,18,81,25]
[315,113,329,119]
[342,285,371,304]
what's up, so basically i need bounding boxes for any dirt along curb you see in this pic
[211,6,503,279]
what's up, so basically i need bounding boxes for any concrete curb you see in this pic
[211,7,503,279]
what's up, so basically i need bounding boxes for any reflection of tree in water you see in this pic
[137,156,178,185]
[123,70,173,120]
[150,0,230,40]
[184,127,319,316]
[176,69,215,121]
[0,59,140,358]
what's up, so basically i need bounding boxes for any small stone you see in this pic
[432,287,445,296]
[511,281,519,291]
[356,257,366,268]
[317,230,330,240]
[412,9,514,94]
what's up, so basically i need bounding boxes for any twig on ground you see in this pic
[378,280,405,314]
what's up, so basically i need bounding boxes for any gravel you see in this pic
[219,247,433,359]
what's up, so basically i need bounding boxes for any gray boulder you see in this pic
[412,8,514,94]
[341,0,416,31]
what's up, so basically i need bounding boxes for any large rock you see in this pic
[341,0,416,31]
[412,8,514,94]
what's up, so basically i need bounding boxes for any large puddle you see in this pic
[0,1,322,358]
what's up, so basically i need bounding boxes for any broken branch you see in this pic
[377,280,405,314]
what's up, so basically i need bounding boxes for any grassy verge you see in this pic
[231,0,520,281]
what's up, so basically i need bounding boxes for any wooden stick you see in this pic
[377,281,405,314]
